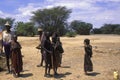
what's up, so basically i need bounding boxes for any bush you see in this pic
[65,31,77,37]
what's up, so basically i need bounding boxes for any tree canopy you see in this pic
[31,6,71,35]
[93,24,120,34]
[15,22,37,36]
[70,20,93,35]
[1,7,120,36]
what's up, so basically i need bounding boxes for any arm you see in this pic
[85,46,93,57]
[0,32,3,52]
[41,40,52,54]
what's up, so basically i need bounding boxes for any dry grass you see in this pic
[0,34,120,80]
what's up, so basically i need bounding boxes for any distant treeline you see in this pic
[92,24,120,34]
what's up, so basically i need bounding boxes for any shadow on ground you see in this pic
[54,72,72,79]
[20,73,33,78]
[60,66,71,68]
[86,72,100,76]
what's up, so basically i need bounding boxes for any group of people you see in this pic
[36,28,93,76]
[0,21,93,78]
[36,28,64,77]
[0,22,23,78]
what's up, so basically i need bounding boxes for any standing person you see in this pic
[84,39,93,75]
[36,28,44,67]
[11,35,23,77]
[55,37,64,67]
[41,32,53,77]
[51,32,61,75]
[1,21,13,73]
[52,32,59,44]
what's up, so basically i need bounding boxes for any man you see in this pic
[36,28,44,67]
[41,32,53,77]
[1,21,13,73]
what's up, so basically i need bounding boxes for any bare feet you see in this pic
[37,64,42,67]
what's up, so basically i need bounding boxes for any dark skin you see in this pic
[38,31,43,41]
[84,42,88,74]
[42,32,52,77]
[37,31,44,67]
[51,33,60,75]
[84,39,93,75]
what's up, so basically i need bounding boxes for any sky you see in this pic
[0,0,120,28]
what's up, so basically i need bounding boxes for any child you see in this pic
[84,39,93,75]
[11,35,23,77]
[55,37,64,67]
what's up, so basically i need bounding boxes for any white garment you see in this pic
[2,31,12,43]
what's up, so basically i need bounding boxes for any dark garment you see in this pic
[55,41,64,53]
[11,41,23,74]
[3,42,11,55]
[3,42,11,72]
[84,45,93,72]
[53,40,64,66]
[42,39,52,67]
[43,51,52,67]
[53,50,61,67]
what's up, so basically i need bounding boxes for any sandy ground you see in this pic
[0,35,120,80]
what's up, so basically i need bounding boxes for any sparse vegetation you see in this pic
[65,31,77,37]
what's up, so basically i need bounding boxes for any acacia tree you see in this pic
[70,20,93,35]
[31,6,71,35]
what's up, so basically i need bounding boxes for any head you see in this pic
[45,32,50,40]
[84,39,90,45]
[52,32,59,43]
[5,21,11,31]
[12,35,18,41]
[53,32,59,37]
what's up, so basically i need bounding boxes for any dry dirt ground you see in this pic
[0,35,120,80]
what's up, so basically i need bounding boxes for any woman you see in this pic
[11,35,23,77]
[84,39,93,75]
[54,37,64,67]
[51,32,60,75]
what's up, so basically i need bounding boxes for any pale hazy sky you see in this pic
[0,0,120,28]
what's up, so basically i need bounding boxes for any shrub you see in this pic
[65,31,77,37]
